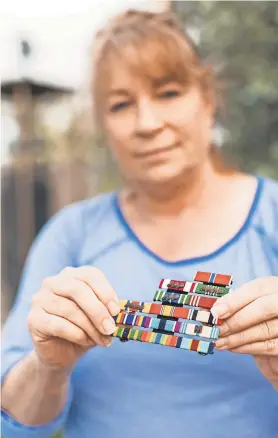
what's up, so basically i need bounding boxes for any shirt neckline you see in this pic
[112,175,264,266]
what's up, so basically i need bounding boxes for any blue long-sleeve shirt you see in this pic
[2,175,278,438]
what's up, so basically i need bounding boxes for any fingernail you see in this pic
[211,303,229,318]
[102,318,116,335]
[215,338,227,349]
[107,300,121,316]
[219,323,230,336]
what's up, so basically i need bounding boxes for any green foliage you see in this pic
[172,1,278,178]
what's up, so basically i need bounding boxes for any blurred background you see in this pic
[1,0,278,326]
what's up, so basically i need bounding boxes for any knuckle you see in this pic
[86,306,110,331]
[260,321,273,340]
[235,330,246,345]
[48,294,62,313]
[265,339,277,354]
[45,314,55,332]
[268,276,278,291]
[61,267,75,276]
[222,335,233,348]
[225,331,245,349]
[41,290,59,308]
[230,313,243,331]
[74,330,87,345]
[27,311,34,329]
[65,300,78,320]
[48,291,59,304]
[27,308,41,332]
[91,305,108,323]
[78,265,103,277]
[274,319,278,335]
[32,289,48,306]
[262,298,277,319]
[89,330,101,345]
[42,276,55,289]
[88,266,104,278]
[31,292,40,306]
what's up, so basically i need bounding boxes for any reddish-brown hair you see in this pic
[91,9,234,173]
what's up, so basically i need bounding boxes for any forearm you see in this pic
[1,350,71,426]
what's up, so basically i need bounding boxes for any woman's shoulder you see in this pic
[261,175,278,195]
[36,191,116,244]
[49,191,117,230]
[30,191,119,266]
[65,190,116,216]
[258,176,278,212]
[252,175,278,241]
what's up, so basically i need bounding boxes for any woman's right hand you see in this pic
[27,266,120,373]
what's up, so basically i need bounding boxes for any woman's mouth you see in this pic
[134,142,180,159]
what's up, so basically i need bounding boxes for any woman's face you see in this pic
[102,60,214,187]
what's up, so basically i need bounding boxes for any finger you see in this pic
[61,267,120,315]
[227,338,278,356]
[41,293,112,347]
[211,277,278,319]
[42,277,117,336]
[219,295,278,336]
[215,318,278,350]
[29,307,96,348]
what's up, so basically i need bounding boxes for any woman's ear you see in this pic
[206,93,216,119]
[205,97,217,131]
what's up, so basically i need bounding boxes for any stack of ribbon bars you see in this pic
[112,271,233,356]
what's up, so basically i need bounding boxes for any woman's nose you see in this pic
[135,99,164,136]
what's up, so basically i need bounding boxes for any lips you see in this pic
[134,142,180,158]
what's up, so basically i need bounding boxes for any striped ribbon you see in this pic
[119,300,221,325]
[194,271,233,286]
[115,312,220,340]
[112,327,215,355]
[159,279,230,297]
[153,290,217,309]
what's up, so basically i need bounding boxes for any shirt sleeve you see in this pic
[1,202,83,438]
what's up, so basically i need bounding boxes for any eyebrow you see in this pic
[107,89,130,97]
[152,75,178,87]
[106,76,180,98]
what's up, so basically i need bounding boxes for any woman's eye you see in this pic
[110,101,131,112]
[159,90,180,99]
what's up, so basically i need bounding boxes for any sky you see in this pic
[0,0,170,165]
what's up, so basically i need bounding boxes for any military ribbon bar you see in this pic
[119,300,221,325]
[159,279,230,297]
[112,327,215,355]
[115,311,220,340]
[153,290,217,309]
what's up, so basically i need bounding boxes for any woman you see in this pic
[1,9,278,438]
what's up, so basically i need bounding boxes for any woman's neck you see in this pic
[122,162,235,218]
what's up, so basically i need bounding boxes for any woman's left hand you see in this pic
[211,276,278,390]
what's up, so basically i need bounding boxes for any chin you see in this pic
[139,161,190,186]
